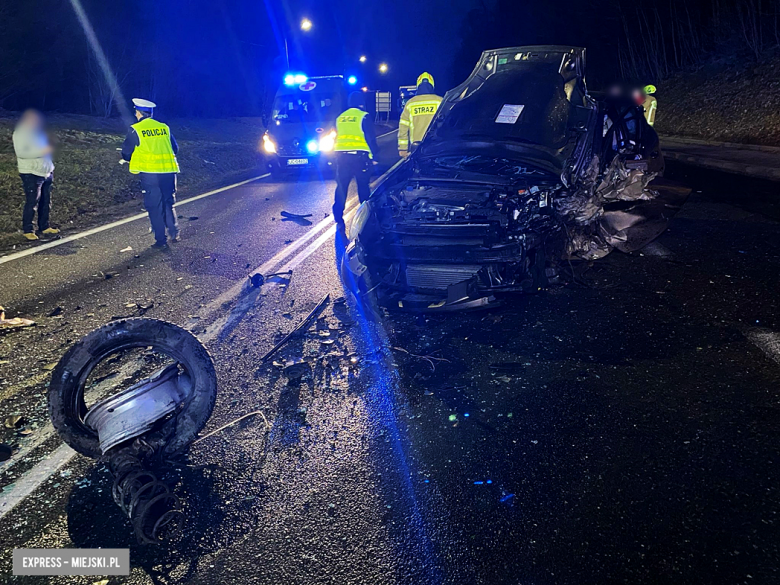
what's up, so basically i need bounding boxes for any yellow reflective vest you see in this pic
[129,118,180,174]
[643,95,657,126]
[398,93,442,154]
[334,108,372,158]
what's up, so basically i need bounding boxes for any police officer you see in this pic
[642,85,658,126]
[332,91,380,229]
[398,72,442,157]
[121,99,180,248]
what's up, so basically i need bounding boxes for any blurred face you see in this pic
[19,109,43,129]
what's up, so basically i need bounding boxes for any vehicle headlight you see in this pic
[306,139,319,154]
[348,200,371,240]
[319,130,337,152]
[262,134,276,154]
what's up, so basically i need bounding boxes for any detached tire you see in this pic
[48,318,217,459]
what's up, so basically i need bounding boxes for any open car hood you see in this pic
[420,46,596,178]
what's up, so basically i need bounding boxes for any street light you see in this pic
[284,18,313,70]
[379,63,388,73]
[359,55,367,63]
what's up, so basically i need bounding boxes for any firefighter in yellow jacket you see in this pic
[642,85,658,126]
[121,98,181,248]
[398,72,442,156]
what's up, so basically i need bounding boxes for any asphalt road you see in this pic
[1,143,779,584]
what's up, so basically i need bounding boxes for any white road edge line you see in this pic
[0,444,75,519]
[0,173,270,266]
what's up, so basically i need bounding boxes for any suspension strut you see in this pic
[107,447,184,544]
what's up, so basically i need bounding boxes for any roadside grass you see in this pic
[0,113,264,249]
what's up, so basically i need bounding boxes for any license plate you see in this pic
[286,158,309,166]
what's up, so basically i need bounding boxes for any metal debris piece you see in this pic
[260,294,330,362]
[249,270,293,289]
[4,415,25,430]
[283,359,310,381]
[280,211,314,226]
[48,306,64,317]
[0,306,35,331]
[120,246,133,253]
[393,346,450,372]
[192,410,270,445]
[0,443,12,461]
[280,211,313,219]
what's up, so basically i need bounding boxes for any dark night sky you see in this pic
[1,0,724,116]
[268,0,484,89]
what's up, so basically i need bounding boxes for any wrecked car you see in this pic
[342,45,689,311]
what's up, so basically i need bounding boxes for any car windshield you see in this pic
[272,92,342,123]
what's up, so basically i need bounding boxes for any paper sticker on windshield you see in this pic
[495,104,524,124]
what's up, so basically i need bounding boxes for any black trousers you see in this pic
[21,173,53,233]
[334,152,371,224]
[140,173,179,244]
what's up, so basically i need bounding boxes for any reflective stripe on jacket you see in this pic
[398,94,442,152]
[334,108,372,157]
[643,96,657,126]
[128,118,180,174]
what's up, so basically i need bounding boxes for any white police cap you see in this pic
[132,98,157,110]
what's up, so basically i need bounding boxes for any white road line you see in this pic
[0,173,270,266]
[0,444,76,519]
[0,424,57,480]
[743,328,780,365]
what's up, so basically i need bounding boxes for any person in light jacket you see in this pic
[13,110,59,241]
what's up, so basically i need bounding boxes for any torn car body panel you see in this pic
[342,46,690,312]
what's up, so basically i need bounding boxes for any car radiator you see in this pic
[405,264,482,290]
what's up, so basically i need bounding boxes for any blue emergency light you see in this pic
[284,73,308,86]
[347,76,358,85]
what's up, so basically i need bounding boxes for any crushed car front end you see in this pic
[342,46,683,312]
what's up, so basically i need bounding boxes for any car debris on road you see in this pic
[48,318,218,544]
[0,306,35,331]
[260,293,330,362]
[280,211,314,226]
